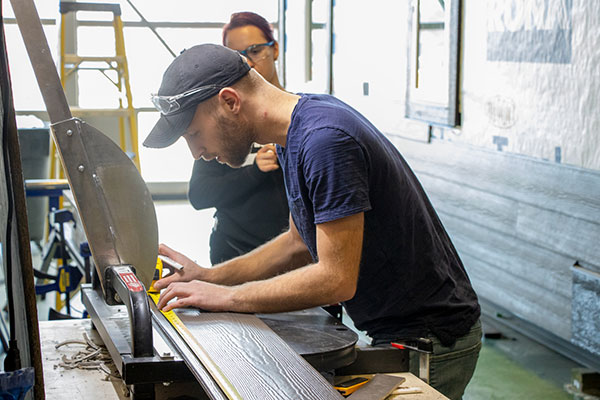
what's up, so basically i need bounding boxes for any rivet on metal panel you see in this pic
[77,165,85,172]
[74,120,82,136]
[66,129,73,136]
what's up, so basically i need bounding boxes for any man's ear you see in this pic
[218,88,241,115]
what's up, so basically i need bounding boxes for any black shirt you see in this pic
[278,94,480,346]
[188,158,289,254]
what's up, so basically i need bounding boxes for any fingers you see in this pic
[159,243,187,265]
[158,243,174,256]
[256,145,280,172]
[153,275,174,290]
[161,299,186,312]
[157,282,196,311]
[257,143,277,153]
[256,145,278,161]
[157,283,181,309]
[256,162,278,172]
[256,152,278,162]
[257,146,269,154]
[258,164,280,172]
[156,281,232,312]
[156,285,173,309]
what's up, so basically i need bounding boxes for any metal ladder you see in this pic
[51,1,141,179]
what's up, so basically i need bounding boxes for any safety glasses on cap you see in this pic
[151,84,222,115]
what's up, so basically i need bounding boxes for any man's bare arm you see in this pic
[157,212,364,313]
[206,214,313,285]
[153,215,312,290]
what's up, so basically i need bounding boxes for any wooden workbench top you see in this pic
[40,319,128,400]
[335,373,448,400]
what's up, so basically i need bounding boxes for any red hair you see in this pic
[222,12,275,45]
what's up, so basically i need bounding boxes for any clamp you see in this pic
[391,337,433,383]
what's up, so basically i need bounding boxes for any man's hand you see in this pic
[153,213,363,314]
[156,280,235,312]
[255,144,279,172]
[153,243,208,290]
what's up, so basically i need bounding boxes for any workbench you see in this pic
[40,319,128,400]
[40,319,448,399]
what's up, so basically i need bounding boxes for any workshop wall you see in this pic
[333,0,430,142]
[460,0,600,170]
[332,0,600,358]
[334,0,600,171]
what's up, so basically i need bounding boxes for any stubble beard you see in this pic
[216,114,255,168]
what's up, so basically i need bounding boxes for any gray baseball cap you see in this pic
[143,44,251,148]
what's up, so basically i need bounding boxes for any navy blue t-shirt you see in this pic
[277,94,480,345]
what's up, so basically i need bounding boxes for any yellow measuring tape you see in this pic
[148,259,242,400]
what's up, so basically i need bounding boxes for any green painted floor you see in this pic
[465,345,572,400]
[464,318,578,400]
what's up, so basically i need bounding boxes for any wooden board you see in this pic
[422,171,600,273]
[392,137,600,223]
[335,373,448,400]
[346,374,405,400]
[442,212,573,299]
[463,253,571,338]
[174,309,343,400]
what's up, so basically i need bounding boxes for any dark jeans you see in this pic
[373,319,481,400]
[411,320,482,399]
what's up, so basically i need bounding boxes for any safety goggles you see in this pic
[237,41,275,63]
[151,84,223,115]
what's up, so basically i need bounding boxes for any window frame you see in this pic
[405,0,461,127]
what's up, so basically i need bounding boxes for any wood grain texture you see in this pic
[394,137,600,223]
[463,253,571,338]
[515,203,600,266]
[408,147,600,268]
[418,173,519,234]
[335,373,448,400]
[441,212,573,299]
[387,136,600,342]
[346,374,405,400]
[175,309,343,400]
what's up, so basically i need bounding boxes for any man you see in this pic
[145,44,481,399]
[188,12,289,266]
